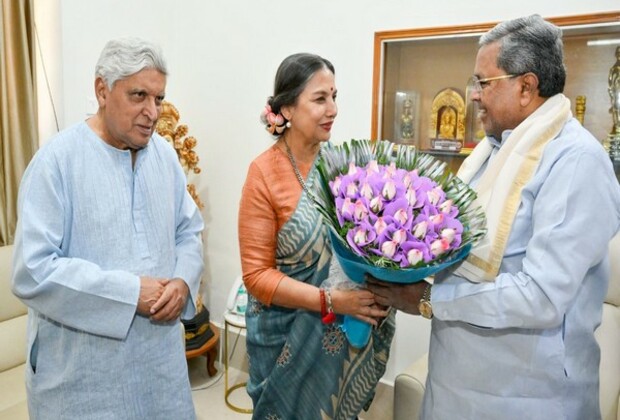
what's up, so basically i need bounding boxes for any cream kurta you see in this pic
[12,122,204,419]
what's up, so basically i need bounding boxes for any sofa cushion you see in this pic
[0,245,27,323]
[0,315,27,373]
[393,353,428,420]
[0,401,29,420]
[0,363,27,415]
[596,303,620,420]
[0,245,27,373]
[0,244,29,419]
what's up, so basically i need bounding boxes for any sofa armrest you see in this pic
[393,352,428,420]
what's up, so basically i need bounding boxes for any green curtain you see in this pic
[0,0,38,246]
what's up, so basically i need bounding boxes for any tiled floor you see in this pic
[187,340,393,420]
[0,339,390,420]
[189,357,253,419]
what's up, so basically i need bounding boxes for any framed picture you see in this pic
[393,91,420,145]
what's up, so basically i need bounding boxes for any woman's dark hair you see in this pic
[268,53,335,116]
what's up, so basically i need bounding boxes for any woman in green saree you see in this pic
[238,53,395,420]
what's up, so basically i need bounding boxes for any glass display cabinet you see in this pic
[370,12,620,173]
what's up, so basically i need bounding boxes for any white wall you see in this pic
[34,0,63,141]
[36,0,619,383]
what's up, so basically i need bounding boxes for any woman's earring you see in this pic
[286,121,292,128]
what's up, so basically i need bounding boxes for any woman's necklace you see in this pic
[283,139,320,200]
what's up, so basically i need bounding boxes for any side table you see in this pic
[224,311,253,413]
[185,322,220,377]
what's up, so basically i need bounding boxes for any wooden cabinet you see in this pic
[370,13,620,171]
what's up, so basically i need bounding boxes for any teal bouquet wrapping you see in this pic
[313,139,486,347]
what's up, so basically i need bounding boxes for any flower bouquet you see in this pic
[313,139,486,346]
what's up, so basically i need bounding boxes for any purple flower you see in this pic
[360,182,374,200]
[369,195,384,213]
[366,160,380,174]
[336,197,355,226]
[383,198,413,230]
[439,199,458,217]
[428,213,444,228]
[373,216,388,235]
[331,159,465,269]
[401,241,428,267]
[381,240,398,259]
[393,228,409,245]
[430,238,450,257]
[353,200,369,221]
[405,188,417,206]
[441,228,456,244]
[347,161,360,176]
[346,222,377,256]
[412,220,428,239]
[382,179,397,200]
[346,182,359,198]
[330,176,342,197]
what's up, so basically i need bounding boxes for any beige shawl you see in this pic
[455,94,572,282]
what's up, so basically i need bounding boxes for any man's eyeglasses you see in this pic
[467,74,519,93]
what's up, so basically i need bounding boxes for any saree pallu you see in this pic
[246,174,395,420]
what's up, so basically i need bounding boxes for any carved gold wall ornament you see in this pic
[156,101,204,209]
[155,101,208,329]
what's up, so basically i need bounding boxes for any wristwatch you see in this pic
[418,282,433,319]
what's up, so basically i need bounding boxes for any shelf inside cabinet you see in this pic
[421,149,469,174]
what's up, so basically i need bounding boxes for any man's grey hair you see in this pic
[480,14,565,97]
[95,37,167,89]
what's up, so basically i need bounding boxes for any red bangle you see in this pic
[320,288,336,324]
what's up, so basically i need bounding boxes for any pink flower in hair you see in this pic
[260,103,287,135]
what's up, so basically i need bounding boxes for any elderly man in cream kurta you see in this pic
[11,38,204,420]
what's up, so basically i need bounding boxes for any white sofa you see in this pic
[0,245,29,419]
[394,233,620,420]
